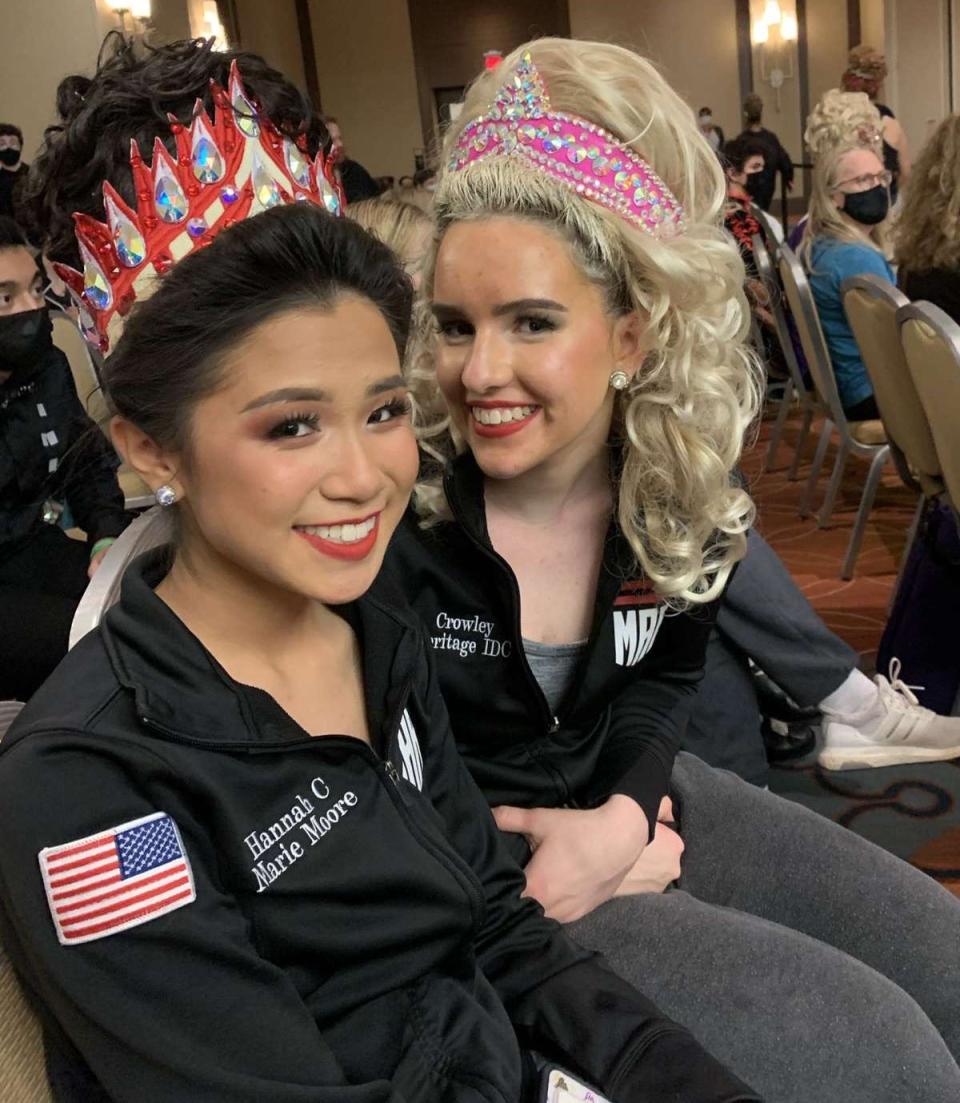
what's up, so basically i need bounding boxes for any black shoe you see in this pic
[762,716,818,764]
[751,666,821,724]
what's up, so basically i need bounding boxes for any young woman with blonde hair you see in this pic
[895,111,960,320]
[388,36,960,1103]
[801,140,895,419]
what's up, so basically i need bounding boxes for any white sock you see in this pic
[819,668,881,719]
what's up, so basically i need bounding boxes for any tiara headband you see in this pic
[448,52,685,238]
[54,61,344,354]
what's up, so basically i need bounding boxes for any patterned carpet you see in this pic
[742,404,960,896]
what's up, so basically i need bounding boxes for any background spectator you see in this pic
[0,123,29,222]
[698,106,725,153]
[325,114,381,202]
[0,217,128,701]
[841,44,910,197]
[347,197,431,289]
[737,93,793,212]
[801,143,894,420]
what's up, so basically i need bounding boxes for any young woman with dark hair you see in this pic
[0,61,756,1103]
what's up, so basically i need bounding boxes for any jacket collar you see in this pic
[441,450,638,580]
[100,547,418,747]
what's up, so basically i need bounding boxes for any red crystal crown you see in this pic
[55,60,344,354]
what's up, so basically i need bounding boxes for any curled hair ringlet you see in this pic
[101,203,414,458]
[409,37,760,608]
[894,113,960,273]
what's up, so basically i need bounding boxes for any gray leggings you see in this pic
[567,753,960,1103]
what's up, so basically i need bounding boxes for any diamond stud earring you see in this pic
[609,370,630,391]
[154,484,177,508]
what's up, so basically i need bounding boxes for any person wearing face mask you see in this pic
[800,143,894,420]
[736,94,793,213]
[0,217,129,702]
[697,107,724,153]
[0,124,29,222]
[722,137,785,378]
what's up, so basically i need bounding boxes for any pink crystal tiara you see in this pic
[448,52,685,238]
[54,61,345,354]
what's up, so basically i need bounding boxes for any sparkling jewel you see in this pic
[252,154,283,209]
[154,165,188,222]
[191,120,224,184]
[77,302,99,345]
[319,177,341,215]
[284,139,311,187]
[232,85,260,137]
[187,217,208,238]
[104,195,146,268]
[80,243,112,310]
[220,185,239,204]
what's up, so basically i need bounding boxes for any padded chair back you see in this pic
[51,314,152,510]
[750,204,783,246]
[842,276,942,496]
[778,245,847,429]
[69,507,173,649]
[51,313,105,425]
[0,943,51,1103]
[753,235,808,393]
[898,301,960,510]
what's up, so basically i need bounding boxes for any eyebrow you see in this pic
[0,278,41,292]
[241,375,407,413]
[432,298,567,320]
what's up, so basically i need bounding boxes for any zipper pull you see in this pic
[384,760,401,786]
[548,716,560,733]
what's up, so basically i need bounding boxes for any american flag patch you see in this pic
[39,812,196,945]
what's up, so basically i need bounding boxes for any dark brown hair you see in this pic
[18,33,328,266]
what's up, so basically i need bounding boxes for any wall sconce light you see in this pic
[201,0,229,50]
[105,0,151,31]
[752,2,797,108]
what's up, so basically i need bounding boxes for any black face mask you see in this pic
[745,171,765,200]
[843,185,889,225]
[0,149,21,168]
[0,308,53,379]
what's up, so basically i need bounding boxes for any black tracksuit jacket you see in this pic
[0,550,757,1103]
[0,342,128,554]
[385,454,719,841]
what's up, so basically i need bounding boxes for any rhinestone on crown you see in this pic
[53,59,345,355]
[449,52,685,239]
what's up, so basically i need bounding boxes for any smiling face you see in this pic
[431,216,642,483]
[147,296,418,606]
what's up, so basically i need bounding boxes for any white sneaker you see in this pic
[818,659,960,770]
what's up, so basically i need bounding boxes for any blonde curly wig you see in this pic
[804,89,883,161]
[409,38,759,606]
[894,113,960,273]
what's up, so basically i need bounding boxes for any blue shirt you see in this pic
[808,238,895,410]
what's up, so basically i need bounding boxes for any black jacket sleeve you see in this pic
[0,735,409,1103]
[51,352,129,547]
[581,597,714,836]
[415,631,760,1103]
[777,138,794,187]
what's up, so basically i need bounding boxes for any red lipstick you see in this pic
[295,514,380,562]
